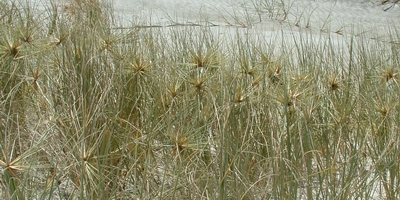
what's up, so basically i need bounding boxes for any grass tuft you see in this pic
[0,0,399,199]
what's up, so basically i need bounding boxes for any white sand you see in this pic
[31,0,398,44]
[113,0,399,37]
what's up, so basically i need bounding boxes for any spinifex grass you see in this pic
[0,0,400,199]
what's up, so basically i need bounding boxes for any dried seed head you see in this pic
[1,40,22,59]
[328,76,341,92]
[235,88,245,103]
[30,68,41,91]
[101,39,113,51]
[171,134,188,155]
[167,82,181,98]
[375,105,389,116]
[268,66,282,84]
[19,30,33,43]
[382,67,398,83]
[51,31,70,46]
[240,59,258,77]
[189,48,218,69]
[188,75,208,93]
[276,90,301,106]
[176,137,187,152]
[130,57,151,77]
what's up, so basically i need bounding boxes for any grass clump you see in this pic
[0,0,400,199]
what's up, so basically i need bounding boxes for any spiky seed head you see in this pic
[268,66,282,84]
[328,76,340,92]
[375,105,388,116]
[382,67,398,83]
[188,75,208,92]
[130,57,151,77]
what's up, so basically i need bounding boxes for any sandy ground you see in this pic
[30,0,399,43]
[112,0,400,38]
[109,0,400,67]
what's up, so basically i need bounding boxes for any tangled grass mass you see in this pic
[0,0,400,199]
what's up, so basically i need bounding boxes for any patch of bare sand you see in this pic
[111,0,399,60]
[113,0,399,32]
